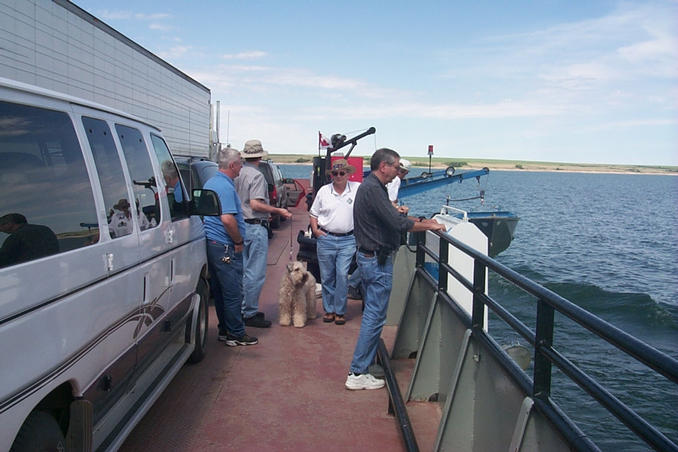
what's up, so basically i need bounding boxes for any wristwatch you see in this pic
[418,216,426,222]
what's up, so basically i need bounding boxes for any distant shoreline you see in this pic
[268,154,678,176]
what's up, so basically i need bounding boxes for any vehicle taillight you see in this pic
[271,186,278,202]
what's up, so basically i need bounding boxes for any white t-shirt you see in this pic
[386,176,401,202]
[309,180,360,234]
[108,208,152,237]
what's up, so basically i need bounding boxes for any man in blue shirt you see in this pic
[204,146,257,346]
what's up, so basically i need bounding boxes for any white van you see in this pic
[0,77,220,451]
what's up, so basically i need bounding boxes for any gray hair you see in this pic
[160,160,178,179]
[370,148,399,171]
[216,146,242,169]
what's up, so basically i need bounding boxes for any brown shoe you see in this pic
[335,315,346,325]
[323,313,335,323]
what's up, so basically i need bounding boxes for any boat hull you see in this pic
[466,211,519,257]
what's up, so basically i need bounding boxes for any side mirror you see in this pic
[191,189,221,216]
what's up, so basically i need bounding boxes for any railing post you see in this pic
[415,231,425,268]
[472,260,486,329]
[534,299,554,400]
[438,234,448,292]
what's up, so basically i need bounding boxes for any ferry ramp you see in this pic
[120,203,438,451]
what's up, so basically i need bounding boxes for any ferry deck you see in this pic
[120,200,438,451]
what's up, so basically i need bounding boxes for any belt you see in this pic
[320,227,353,237]
[245,218,268,225]
[358,247,375,257]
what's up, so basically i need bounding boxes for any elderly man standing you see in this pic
[203,146,257,346]
[310,159,360,325]
[348,159,410,300]
[235,140,292,328]
[345,148,446,390]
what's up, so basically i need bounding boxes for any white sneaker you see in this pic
[345,372,385,390]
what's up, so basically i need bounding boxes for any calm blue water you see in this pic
[280,164,678,449]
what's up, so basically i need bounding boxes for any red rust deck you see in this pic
[120,200,439,452]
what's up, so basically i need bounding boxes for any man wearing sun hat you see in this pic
[309,159,360,326]
[235,139,292,328]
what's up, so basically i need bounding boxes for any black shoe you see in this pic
[244,315,272,328]
[225,333,258,346]
[255,311,265,319]
[348,285,362,299]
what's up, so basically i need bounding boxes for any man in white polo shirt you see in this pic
[309,159,360,325]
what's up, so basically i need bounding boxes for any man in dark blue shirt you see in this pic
[346,148,446,390]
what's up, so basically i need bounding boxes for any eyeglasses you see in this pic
[331,170,346,176]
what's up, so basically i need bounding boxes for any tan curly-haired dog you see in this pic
[279,261,317,327]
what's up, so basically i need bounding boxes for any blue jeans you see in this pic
[316,234,355,316]
[349,250,394,374]
[348,267,361,289]
[242,223,268,318]
[207,240,245,338]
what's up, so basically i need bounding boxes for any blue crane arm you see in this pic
[397,167,489,198]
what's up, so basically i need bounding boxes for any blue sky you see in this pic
[75,0,678,165]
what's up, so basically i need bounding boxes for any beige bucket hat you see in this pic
[241,139,268,159]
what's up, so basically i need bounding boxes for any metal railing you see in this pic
[411,230,678,451]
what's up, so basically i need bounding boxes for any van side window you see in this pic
[150,134,188,221]
[0,101,99,269]
[115,124,159,230]
[82,117,132,239]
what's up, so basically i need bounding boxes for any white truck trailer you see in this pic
[0,0,216,158]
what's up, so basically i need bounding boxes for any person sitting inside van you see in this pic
[108,198,152,238]
[0,213,59,268]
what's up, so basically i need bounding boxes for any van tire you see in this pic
[187,278,209,364]
[10,411,65,452]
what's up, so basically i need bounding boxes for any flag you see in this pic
[319,132,330,150]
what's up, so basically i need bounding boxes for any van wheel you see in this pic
[188,278,209,364]
[11,411,65,452]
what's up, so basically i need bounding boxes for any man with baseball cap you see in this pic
[386,158,410,213]
[309,159,359,326]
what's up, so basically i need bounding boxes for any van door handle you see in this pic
[105,253,114,271]
[166,228,175,244]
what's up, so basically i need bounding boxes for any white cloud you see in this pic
[96,9,171,22]
[134,13,171,21]
[149,23,171,32]
[95,10,133,21]
[158,45,193,60]
[221,51,268,60]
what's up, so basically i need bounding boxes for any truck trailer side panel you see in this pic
[0,0,211,157]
